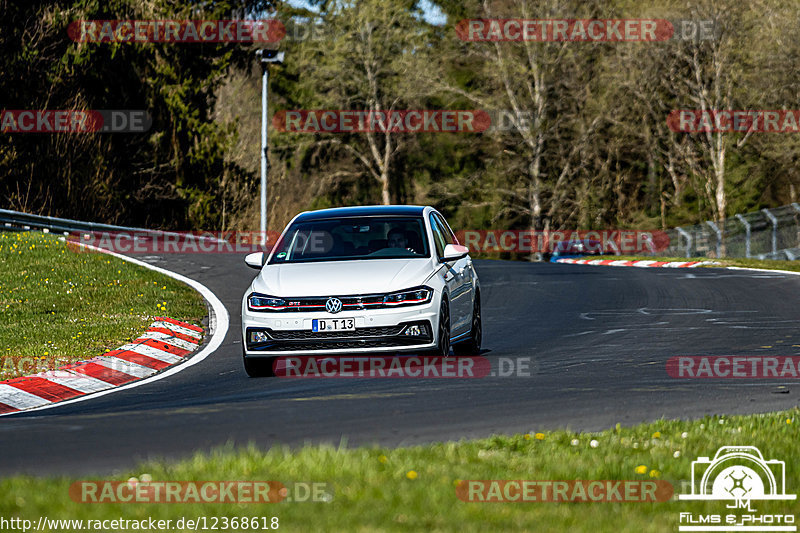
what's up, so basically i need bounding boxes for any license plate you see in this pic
[312,318,355,332]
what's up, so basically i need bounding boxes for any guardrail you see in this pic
[0,208,181,238]
[656,204,800,260]
[0,208,232,248]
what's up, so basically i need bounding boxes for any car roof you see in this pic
[294,205,428,222]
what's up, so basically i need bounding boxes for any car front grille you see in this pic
[268,325,403,340]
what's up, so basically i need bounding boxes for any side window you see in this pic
[434,213,457,245]
[429,215,446,258]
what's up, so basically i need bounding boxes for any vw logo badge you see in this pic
[325,297,343,314]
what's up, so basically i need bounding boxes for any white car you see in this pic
[241,205,481,377]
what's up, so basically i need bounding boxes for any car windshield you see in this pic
[269,216,430,264]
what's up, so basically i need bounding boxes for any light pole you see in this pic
[256,49,284,245]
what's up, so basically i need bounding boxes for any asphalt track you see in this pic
[1,255,799,475]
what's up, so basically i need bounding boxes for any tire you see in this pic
[243,346,276,377]
[453,291,482,356]
[428,299,451,357]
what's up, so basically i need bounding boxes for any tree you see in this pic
[0,0,275,228]
[284,0,432,205]
[608,0,762,225]
[434,0,605,232]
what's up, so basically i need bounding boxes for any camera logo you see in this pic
[680,446,794,502]
[678,446,796,532]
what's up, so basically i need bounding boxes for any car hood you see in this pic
[251,258,436,296]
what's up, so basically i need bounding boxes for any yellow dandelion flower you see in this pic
[406,470,418,480]
[535,433,545,440]
[635,465,647,475]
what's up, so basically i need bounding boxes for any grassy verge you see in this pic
[0,409,797,531]
[0,231,206,380]
[601,255,800,273]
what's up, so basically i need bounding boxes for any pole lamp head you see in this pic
[256,49,285,65]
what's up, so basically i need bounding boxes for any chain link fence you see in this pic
[657,204,800,260]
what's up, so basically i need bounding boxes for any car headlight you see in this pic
[382,287,433,307]
[248,293,286,311]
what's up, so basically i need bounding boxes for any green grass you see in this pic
[605,255,800,273]
[0,410,797,532]
[0,231,206,379]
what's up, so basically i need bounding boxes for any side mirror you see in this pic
[244,251,266,269]
[442,244,469,262]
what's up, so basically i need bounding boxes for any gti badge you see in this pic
[325,297,343,314]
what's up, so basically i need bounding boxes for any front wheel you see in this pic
[427,299,451,357]
[453,292,482,356]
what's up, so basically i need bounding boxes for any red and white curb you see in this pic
[0,317,203,415]
[0,238,229,417]
[555,258,720,268]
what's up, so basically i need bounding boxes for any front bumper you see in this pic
[242,304,438,355]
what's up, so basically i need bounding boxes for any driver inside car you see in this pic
[387,227,412,251]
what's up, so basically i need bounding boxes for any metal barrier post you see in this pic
[606,239,620,256]
[735,214,751,258]
[762,208,778,255]
[676,227,692,257]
